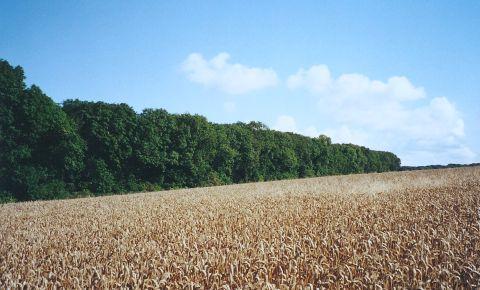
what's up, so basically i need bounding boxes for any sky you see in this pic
[1,0,479,166]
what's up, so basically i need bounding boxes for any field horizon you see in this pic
[4,166,477,205]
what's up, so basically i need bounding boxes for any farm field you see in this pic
[1,167,479,289]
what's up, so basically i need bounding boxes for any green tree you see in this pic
[62,100,137,193]
[0,60,85,201]
[0,59,403,202]
[134,109,175,186]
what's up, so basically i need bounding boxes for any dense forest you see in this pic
[0,59,401,203]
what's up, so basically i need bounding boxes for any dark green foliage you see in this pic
[0,59,403,202]
[0,60,85,201]
[134,109,174,186]
[164,114,217,188]
[62,99,138,194]
[0,191,16,203]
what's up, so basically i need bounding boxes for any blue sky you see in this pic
[1,1,479,165]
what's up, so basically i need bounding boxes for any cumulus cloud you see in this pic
[272,116,323,139]
[303,126,320,138]
[182,53,278,94]
[322,126,369,145]
[273,115,297,133]
[287,65,475,165]
[288,65,426,101]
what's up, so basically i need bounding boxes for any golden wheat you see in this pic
[1,167,479,289]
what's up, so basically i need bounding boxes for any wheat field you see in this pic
[1,167,479,289]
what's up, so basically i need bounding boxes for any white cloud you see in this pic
[288,66,426,101]
[272,116,323,139]
[273,115,297,133]
[322,125,369,145]
[402,145,476,166]
[304,126,320,138]
[287,64,476,165]
[223,101,236,113]
[182,53,278,94]
[287,65,331,94]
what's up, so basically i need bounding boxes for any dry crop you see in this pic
[1,167,480,289]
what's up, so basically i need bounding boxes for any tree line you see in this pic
[400,163,480,171]
[0,59,401,202]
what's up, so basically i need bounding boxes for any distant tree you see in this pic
[62,99,137,194]
[211,124,238,184]
[164,114,216,188]
[134,109,175,186]
[0,60,85,201]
